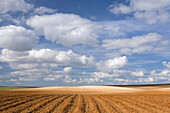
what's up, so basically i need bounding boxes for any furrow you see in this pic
[97,96,124,113]
[3,95,53,113]
[38,95,71,113]
[71,95,86,113]
[122,96,170,113]
[53,95,75,113]
[87,95,105,113]
[0,95,46,111]
[26,95,61,113]
[0,95,38,107]
[62,95,78,113]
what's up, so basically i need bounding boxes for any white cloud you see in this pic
[78,77,103,84]
[148,62,170,82]
[9,63,39,70]
[98,20,147,38]
[43,74,63,81]
[102,33,168,56]
[109,0,170,24]
[33,7,57,15]
[0,25,38,51]
[18,77,35,81]
[151,72,170,82]
[91,72,119,78]
[9,63,58,70]
[7,77,35,82]
[7,79,17,82]
[96,56,127,73]
[44,77,56,81]
[162,61,170,68]
[31,49,95,67]
[26,13,99,46]
[0,49,94,67]
[109,4,132,14]
[151,69,170,77]
[138,77,154,83]
[114,78,129,83]
[131,71,144,77]
[10,68,53,77]
[150,61,170,77]
[91,69,132,78]
[0,0,33,14]
[64,75,76,83]
[159,70,170,76]
[63,67,72,73]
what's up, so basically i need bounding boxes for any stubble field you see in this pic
[0,85,170,113]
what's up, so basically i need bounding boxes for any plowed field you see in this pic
[0,85,169,113]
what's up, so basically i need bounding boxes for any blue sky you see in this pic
[0,0,170,86]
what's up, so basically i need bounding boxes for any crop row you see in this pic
[0,94,169,113]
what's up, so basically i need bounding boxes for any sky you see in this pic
[0,0,170,86]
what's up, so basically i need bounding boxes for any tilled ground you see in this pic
[0,93,169,113]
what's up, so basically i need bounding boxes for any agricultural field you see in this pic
[0,85,169,113]
[0,87,38,90]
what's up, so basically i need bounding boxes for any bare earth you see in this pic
[0,85,170,113]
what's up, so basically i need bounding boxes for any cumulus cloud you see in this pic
[148,62,170,83]
[138,77,154,83]
[26,13,99,46]
[150,66,170,77]
[33,7,57,15]
[91,69,136,78]
[9,63,39,70]
[91,72,119,78]
[162,61,170,68]
[0,0,33,14]
[9,63,58,70]
[78,77,103,84]
[131,71,144,77]
[96,56,127,73]
[102,33,168,56]
[64,75,77,83]
[0,25,38,51]
[31,49,95,67]
[63,67,72,73]
[109,0,170,24]
[7,77,36,82]
[0,49,94,67]
[109,4,132,14]
[114,78,130,83]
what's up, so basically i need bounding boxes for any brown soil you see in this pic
[0,85,169,113]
